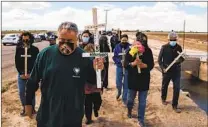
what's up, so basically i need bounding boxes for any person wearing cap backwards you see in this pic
[24,22,104,127]
[124,32,154,127]
[15,31,39,116]
[158,30,184,113]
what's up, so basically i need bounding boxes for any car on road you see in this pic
[1,34,5,39]
[33,34,42,43]
[2,34,19,46]
[38,34,46,40]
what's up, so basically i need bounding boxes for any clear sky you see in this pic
[2,1,207,32]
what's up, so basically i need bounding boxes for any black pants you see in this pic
[85,93,102,120]
[101,61,109,88]
[111,46,115,52]
[161,71,181,107]
[37,122,82,127]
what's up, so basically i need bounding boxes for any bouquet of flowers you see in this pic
[129,41,145,73]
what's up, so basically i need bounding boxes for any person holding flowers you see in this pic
[124,32,154,127]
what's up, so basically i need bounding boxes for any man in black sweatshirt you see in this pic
[15,31,39,116]
[24,21,104,127]
[99,35,110,89]
[158,31,184,113]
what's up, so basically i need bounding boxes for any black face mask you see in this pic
[58,40,75,55]
[22,39,30,47]
[121,42,128,47]
[140,40,148,47]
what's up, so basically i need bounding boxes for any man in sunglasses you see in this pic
[25,21,104,127]
[15,31,39,116]
[158,30,184,113]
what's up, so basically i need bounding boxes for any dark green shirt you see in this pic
[25,45,96,126]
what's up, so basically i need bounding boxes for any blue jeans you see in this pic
[17,74,35,108]
[116,66,128,104]
[127,90,148,124]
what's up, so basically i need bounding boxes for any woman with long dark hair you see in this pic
[15,31,39,116]
[124,32,154,127]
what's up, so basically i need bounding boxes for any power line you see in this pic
[183,20,186,50]
[104,9,109,31]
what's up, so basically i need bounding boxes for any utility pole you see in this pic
[104,9,109,32]
[183,20,186,50]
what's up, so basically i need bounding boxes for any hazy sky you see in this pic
[2,1,207,32]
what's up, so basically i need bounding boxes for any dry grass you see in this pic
[145,32,207,42]
[123,31,207,51]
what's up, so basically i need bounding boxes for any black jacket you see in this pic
[99,35,110,62]
[15,45,39,75]
[110,35,119,47]
[158,43,184,73]
[124,47,154,91]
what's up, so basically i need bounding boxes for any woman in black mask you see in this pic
[124,32,154,127]
[15,32,39,116]
[112,34,131,105]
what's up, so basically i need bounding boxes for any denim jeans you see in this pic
[17,74,35,108]
[116,66,128,104]
[161,70,181,107]
[127,89,148,124]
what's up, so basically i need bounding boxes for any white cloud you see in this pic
[184,2,207,8]
[2,2,51,11]
[2,2,207,32]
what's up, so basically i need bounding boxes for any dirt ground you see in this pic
[1,37,207,127]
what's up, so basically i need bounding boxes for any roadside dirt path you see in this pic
[1,39,207,127]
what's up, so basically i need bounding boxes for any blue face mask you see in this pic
[82,37,89,43]
[169,41,177,47]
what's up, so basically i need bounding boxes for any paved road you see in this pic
[1,41,50,84]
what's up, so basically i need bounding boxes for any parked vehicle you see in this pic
[1,34,5,39]
[38,34,46,40]
[33,34,42,42]
[2,34,19,46]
